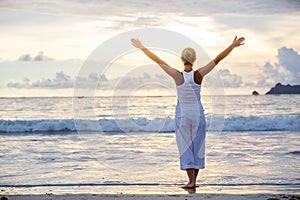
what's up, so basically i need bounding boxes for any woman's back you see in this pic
[176,70,203,114]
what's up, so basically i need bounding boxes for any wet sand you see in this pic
[2,194,300,200]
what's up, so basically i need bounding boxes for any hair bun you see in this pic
[181,48,196,65]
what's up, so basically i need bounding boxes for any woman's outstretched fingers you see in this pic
[233,36,237,42]
[238,37,245,45]
[131,38,137,46]
[131,38,144,49]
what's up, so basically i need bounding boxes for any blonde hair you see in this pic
[181,48,196,65]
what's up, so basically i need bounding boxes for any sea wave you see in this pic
[0,115,299,133]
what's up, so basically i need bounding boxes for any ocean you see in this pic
[0,95,299,194]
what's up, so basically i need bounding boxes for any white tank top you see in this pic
[175,70,203,114]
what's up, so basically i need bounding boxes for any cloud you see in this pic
[277,47,300,83]
[204,68,243,88]
[18,51,52,61]
[6,67,245,90]
[5,0,300,17]
[218,69,243,88]
[6,71,174,90]
[75,73,109,88]
[251,47,300,87]
[251,61,289,87]
[6,45,300,90]
[55,1,300,35]
[2,0,300,63]
[18,54,32,61]
[3,0,300,31]
[7,71,73,88]
[110,72,174,90]
[244,47,300,87]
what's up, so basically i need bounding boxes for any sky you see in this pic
[0,0,300,96]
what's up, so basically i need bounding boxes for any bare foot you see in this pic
[183,187,196,194]
[181,183,196,189]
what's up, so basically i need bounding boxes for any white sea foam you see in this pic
[0,115,299,133]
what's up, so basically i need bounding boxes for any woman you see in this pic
[131,36,245,188]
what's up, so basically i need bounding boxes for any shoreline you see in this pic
[1,184,299,196]
[1,194,300,200]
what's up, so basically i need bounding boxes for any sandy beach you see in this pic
[2,194,300,200]
[1,183,300,200]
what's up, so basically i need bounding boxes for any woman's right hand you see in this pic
[131,38,144,49]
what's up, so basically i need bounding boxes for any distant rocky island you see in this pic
[266,83,300,95]
[252,91,259,95]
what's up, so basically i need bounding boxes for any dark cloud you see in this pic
[18,51,52,61]
[18,54,32,61]
[33,51,47,61]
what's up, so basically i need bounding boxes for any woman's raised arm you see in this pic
[131,38,183,85]
[197,36,245,77]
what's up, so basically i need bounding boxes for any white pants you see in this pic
[175,111,206,170]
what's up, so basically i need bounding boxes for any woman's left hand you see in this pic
[232,36,245,47]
